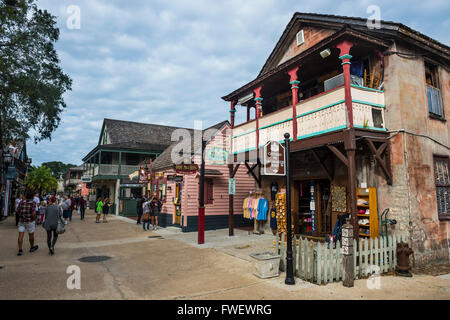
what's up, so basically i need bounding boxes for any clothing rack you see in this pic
[243,191,267,235]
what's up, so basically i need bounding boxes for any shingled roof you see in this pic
[152,120,230,171]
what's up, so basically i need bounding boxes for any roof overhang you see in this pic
[222,27,391,102]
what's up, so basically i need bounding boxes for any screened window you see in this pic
[434,156,450,220]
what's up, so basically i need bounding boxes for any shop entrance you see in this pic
[119,185,142,217]
[293,179,331,237]
[173,182,182,225]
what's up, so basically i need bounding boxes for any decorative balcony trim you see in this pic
[352,99,385,108]
[351,84,384,93]
[297,125,347,140]
[232,129,256,138]
[259,117,293,130]
[296,100,346,118]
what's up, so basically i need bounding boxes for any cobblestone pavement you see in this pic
[0,211,449,300]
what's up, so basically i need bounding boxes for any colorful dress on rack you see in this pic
[256,198,268,221]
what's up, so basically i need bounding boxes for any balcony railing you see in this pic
[89,164,141,177]
[232,85,386,154]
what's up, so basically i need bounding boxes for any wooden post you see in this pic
[342,219,354,287]
[254,86,263,151]
[336,41,354,128]
[345,129,358,240]
[287,67,300,141]
[230,100,236,129]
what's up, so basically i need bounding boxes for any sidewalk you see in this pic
[0,212,449,300]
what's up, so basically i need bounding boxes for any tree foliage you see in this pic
[41,161,76,179]
[24,165,57,195]
[0,0,72,148]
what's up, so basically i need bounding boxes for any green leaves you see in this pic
[0,0,72,147]
[41,161,77,179]
[24,165,57,194]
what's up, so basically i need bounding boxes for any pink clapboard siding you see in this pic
[156,123,255,226]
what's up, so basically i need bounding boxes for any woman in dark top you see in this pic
[149,197,162,231]
[79,196,86,220]
[42,196,63,255]
[102,198,111,223]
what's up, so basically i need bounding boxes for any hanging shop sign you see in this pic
[207,148,228,165]
[174,163,199,174]
[138,169,151,184]
[228,178,236,195]
[81,176,92,183]
[155,172,164,178]
[262,141,285,176]
[167,175,183,182]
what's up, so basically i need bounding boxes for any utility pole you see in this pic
[198,139,206,244]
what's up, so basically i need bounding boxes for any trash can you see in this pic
[250,252,281,279]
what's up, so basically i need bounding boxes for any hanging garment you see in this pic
[270,208,277,230]
[257,198,268,221]
[248,198,253,219]
[252,198,259,220]
[243,198,250,219]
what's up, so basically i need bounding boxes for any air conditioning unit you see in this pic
[296,30,305,46]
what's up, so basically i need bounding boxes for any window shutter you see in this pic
[204,179,214,204]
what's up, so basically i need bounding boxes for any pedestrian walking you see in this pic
[102,198,111,223]
[149,197,162,230]
[38,201,47,224]
[74,196,80,210]
[16,190,39,256]
[79,196,86,220]
[95,197,103,223]
[33,193,40,223]
[14,194,23,226]
[69,196,75,221]
[142,198,151,231]
[42,196,63,255]
[62,195,71,224]
[136,196,145,225]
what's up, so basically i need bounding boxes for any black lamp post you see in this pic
[284,133,295,285]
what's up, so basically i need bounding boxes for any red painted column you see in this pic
[253,86,263,151]
[336,41,354,128]
[287,67,300,140]
[230,100,236,129]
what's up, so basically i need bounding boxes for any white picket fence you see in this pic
[275,233,408,285]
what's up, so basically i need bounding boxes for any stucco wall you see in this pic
[376,41,450,266]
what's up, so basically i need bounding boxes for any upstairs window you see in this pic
[434,156,450,220]
[425,62,444,118]
[200,178,214,205]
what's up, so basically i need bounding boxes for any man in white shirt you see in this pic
[33,194,40,224]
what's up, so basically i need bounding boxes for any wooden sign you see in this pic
[262,141,285,176]
[167,175,183,182]
[174,163,199,174]
[138,169,151,184]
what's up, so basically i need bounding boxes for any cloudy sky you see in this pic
[29,0,449,166]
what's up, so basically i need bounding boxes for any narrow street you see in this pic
[1,210,449,300]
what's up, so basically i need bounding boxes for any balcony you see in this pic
[232,85,386,154]
[65,178,82,186]
[91,164,141,177]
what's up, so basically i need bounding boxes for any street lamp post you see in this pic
[198,139,206,244]
[284,133,295,285]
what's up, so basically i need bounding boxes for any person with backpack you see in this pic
[42,196,63,255]
[95,197,103,223]
[149,197,162,231]
[136,196,145,225]
[62,195,71,224]
[141,198,151,231]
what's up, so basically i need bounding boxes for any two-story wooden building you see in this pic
[82,118,192,216]
[223,13,449,266]
[64,165,85,196]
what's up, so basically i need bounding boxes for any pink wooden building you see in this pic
[151,121,255,232]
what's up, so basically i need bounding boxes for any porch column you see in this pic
[254,86,263,150]
[336,41,354,128]
[230,100,236,128]
[287,66,300,141]
[115,178,120,216]
[344,129,358,240]
[118,152,122,176]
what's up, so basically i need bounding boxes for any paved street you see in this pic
[0,210,449,300]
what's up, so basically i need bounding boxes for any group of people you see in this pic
[94,197,112,223]
[13,192,88,256]
[136,196,162,231]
